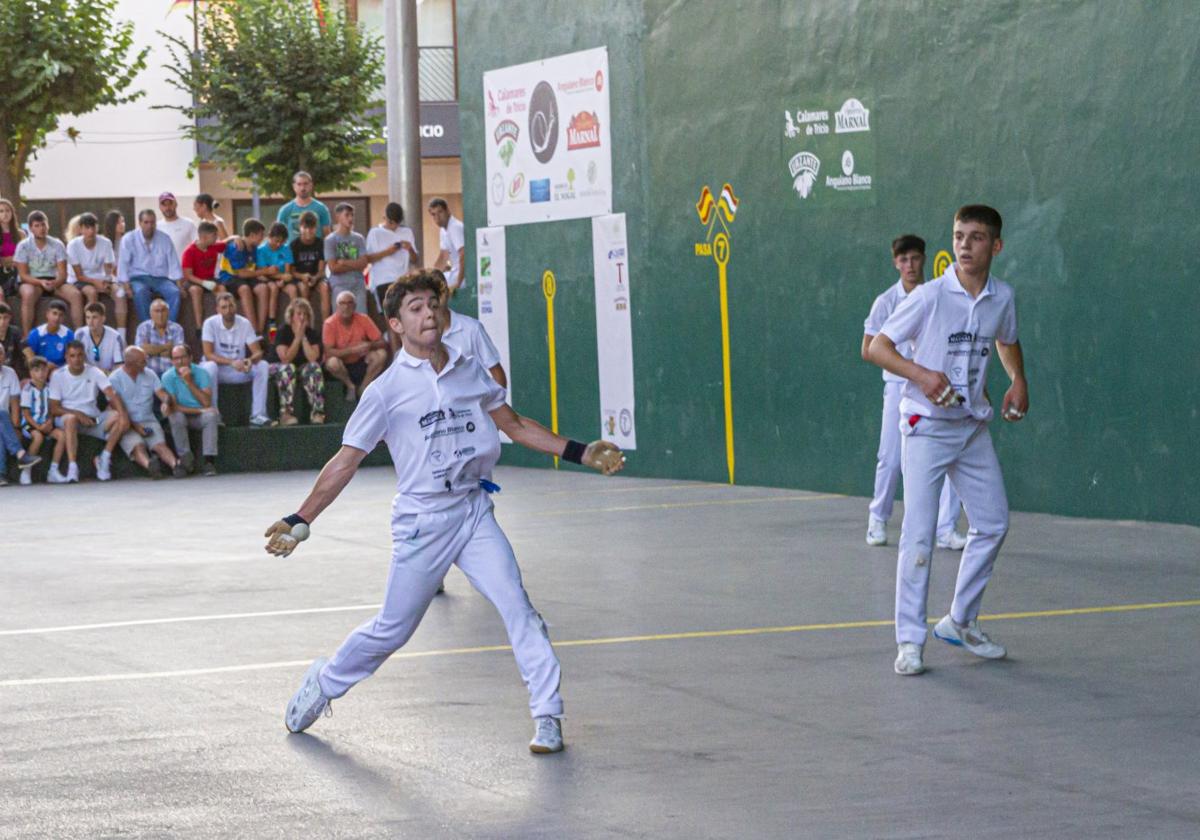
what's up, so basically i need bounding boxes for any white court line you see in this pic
[0,604,381,637]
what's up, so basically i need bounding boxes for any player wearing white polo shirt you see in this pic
[868,205,1028,677]
[200,292,273,426]
[264,271,625,754]
[862,235,964,549]
[430,269,506,387]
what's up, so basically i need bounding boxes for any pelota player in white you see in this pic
[867,205,1028,676]
[265,271,625,753]
[862,234,966,550]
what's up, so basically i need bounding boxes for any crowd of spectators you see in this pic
[0,171,476,486]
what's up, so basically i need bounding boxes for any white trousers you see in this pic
[199,360,269,418]
[318,490,563,718]
[896,417,1009,644]
[871,381,962,536]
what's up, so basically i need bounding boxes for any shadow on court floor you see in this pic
[3,466,1198,839]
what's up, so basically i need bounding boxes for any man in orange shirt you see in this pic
[322,290,388,402]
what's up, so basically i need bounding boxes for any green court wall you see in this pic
[455,0,1200,526]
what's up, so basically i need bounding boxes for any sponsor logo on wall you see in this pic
[788,152,820,199]
[528,81,559,164]
[567,112,601,150]
[782,93,875,206]
[530,178,551,203]
[834,98,870,133]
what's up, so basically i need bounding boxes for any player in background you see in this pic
[868,205,1028,677]
[862,235,966,549]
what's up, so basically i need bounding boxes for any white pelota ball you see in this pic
[291,523,311,541]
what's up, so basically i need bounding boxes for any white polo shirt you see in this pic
[49,365,111,418]
[880,263,1018,422]
[864,279,916,384]
[365,224,418,290]
[342,344,506,517]
[441,311,501,371]
[439,215,466,288]
[201,314,259,361]
[74,325,125,370]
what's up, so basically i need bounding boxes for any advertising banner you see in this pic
[476,226,512,443]
[591,213,636,449]
[483,47,613,226]
[780,93,877,209]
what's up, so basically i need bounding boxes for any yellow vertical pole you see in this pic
[542,270,559,468]
[712,233,734,484]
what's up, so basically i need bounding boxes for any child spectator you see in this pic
[256,222,296,341]
[217,218,271,335]
[19,356,62,485]
[287,211,329,319]
[181,221,226,333]
[24,299,72,372]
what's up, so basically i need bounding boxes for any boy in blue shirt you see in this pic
[256,222,295,343]
[24,300,72,372]
[218,218,271,337]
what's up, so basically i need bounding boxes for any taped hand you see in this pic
[583,440,626,476]
[264,520,310,557]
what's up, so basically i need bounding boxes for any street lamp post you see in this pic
[384,0,423,249]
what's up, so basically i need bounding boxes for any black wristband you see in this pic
[283,513,308,527]
[562,440,587,464]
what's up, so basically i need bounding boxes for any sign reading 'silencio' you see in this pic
[483,47,613,226]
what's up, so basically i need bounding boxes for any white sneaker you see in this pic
[936,531,968,551]
[48,464,68,484]
[529,715,564,754]
[94,451,112,481]
[285,657,332,733]
[249,414,276,427]
[866,517,888,546]
[894,642,925,675]
[19,470,32,485]
[66,463,80,483]
[933,615,1006,659]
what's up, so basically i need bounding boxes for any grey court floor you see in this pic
[2,466,1198,839]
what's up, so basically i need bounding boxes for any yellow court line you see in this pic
[2,599,1196,688]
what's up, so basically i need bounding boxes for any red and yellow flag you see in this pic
[695,185,715,224]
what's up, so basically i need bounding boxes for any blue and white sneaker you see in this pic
[285,657,332,733]
[529,715,563,754]
[933,615,1006,659]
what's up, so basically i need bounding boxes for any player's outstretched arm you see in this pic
[264,444,369,556]
[995,340,1028,421]
[488,404,626,475]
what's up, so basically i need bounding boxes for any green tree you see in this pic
[163,0,386,198]
[0,0,147,207]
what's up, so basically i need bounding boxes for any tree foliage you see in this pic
[163,0,386,197]
[0,0,147,206]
